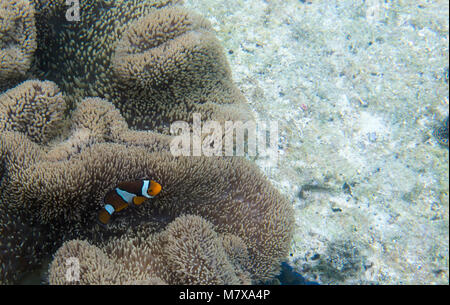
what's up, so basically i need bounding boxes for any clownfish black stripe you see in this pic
[98,179,162,224]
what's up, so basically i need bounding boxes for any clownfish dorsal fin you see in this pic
[116,180,143,196]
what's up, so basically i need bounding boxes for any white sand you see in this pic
[185,0,449,284]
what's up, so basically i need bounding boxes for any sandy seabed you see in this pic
[185,0,449,284]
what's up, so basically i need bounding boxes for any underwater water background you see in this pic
[185,0,449,284]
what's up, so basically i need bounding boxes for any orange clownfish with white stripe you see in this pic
[98,179,162,224]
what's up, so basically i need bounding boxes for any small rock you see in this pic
[368,132,377,143]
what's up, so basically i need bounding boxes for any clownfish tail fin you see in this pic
[98,204,115,225]
[98,208,111,224]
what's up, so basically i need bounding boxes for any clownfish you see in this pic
[98,179,162,224]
